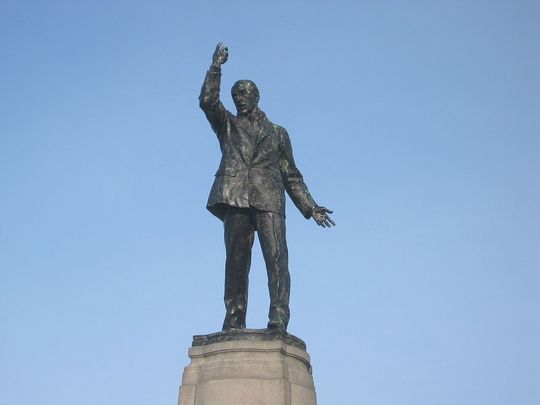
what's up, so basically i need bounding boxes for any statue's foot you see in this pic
[267,321,287,332]
[222,325,245,332]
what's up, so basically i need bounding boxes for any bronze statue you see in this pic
[199,43,335,332]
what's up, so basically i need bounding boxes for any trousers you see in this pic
[222,206,290,330]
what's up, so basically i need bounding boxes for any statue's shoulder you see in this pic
[264,118,286,135]
[273,123,286,132]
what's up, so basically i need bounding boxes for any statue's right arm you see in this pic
[199,43,229,136]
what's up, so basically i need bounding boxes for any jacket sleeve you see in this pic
[199,67,228,138]
[279,128,316,219]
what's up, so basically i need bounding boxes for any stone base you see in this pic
[178,329,317,405]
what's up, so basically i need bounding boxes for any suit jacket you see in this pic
[199,67,316,221]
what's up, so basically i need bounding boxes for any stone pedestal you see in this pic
[178,329,317,405]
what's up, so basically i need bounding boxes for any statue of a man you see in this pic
[199,43,335,332]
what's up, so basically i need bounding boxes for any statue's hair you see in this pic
[231,80,260,100]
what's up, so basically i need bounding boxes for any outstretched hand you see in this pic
[212,42,228,68]
[312,206,335,228]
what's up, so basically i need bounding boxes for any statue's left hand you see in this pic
[312,206,335,228]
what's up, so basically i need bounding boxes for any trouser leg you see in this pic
[222,207,255,330]
[255,210,290,330]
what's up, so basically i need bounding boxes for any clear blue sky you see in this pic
[1,1,539,404]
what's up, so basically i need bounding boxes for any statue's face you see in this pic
[232,81,259,116]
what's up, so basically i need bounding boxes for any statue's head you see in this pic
[231,80,260,116]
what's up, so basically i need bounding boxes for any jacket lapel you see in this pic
[254,117,273,148]
[234,118,257,165]
[234,112,273,164]
[235,119,258,144]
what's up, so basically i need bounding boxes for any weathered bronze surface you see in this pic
[199,43,334,332]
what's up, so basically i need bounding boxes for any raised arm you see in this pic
[279,128,335,227]
[199,43,229,135]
